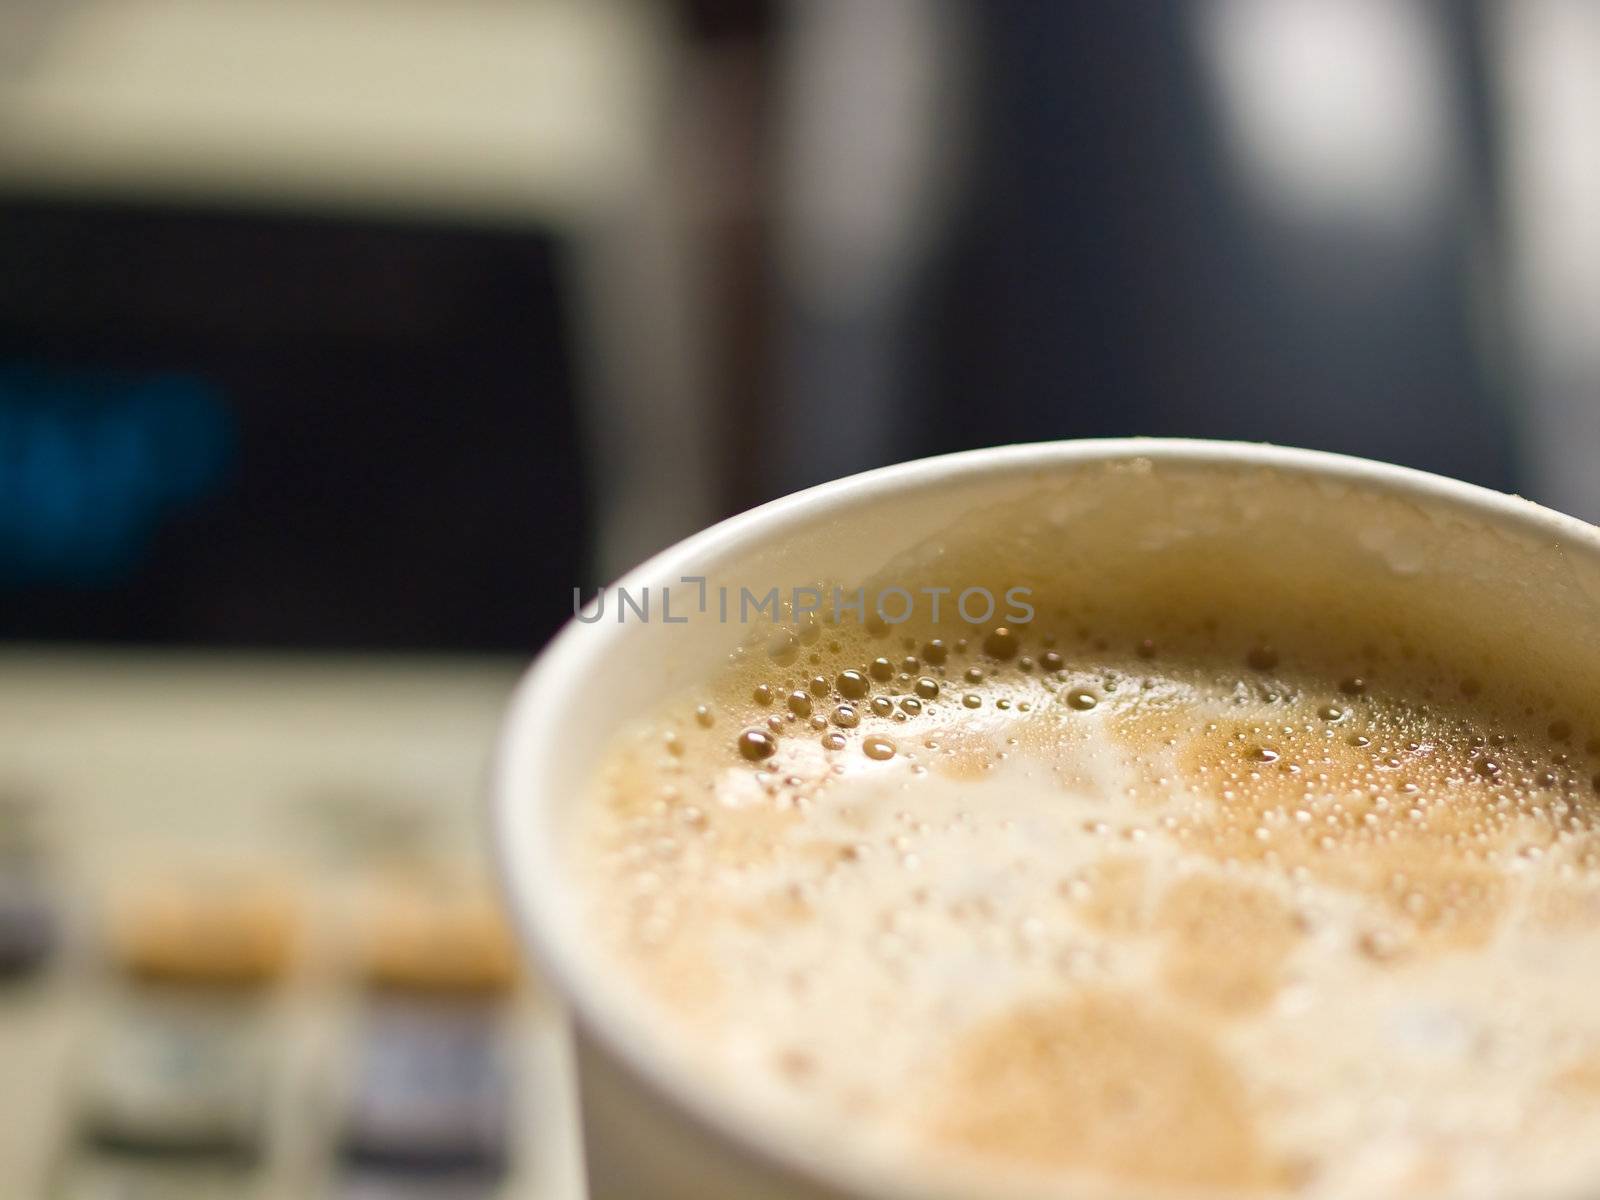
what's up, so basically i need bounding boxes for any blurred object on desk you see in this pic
[109,870,301,988]
[902,3,1513,493]
[358,873,519,998]
[0,198,584,652]
[0,650,583,1200]
[79,993,271,1160]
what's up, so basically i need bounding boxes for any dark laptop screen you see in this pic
[0,198,587,652]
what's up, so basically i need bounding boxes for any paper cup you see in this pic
[494,439,1600,1200]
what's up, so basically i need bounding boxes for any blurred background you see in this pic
[1,0,1596,652]
[0,0,1596,1196]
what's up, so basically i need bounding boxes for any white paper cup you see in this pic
[493,439,1600,1200]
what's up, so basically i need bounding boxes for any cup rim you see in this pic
[492,437,1600,1200]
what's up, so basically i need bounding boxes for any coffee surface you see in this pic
[567,467,1600,1199]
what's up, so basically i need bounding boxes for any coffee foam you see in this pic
[566,463,1600,1198]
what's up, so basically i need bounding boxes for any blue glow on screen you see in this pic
[0,365,234,586]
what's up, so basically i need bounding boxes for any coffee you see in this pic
[566,468,1600,1198]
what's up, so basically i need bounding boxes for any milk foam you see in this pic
[566,466,1600,1199]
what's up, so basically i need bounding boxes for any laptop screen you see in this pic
[0,198,588,652]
